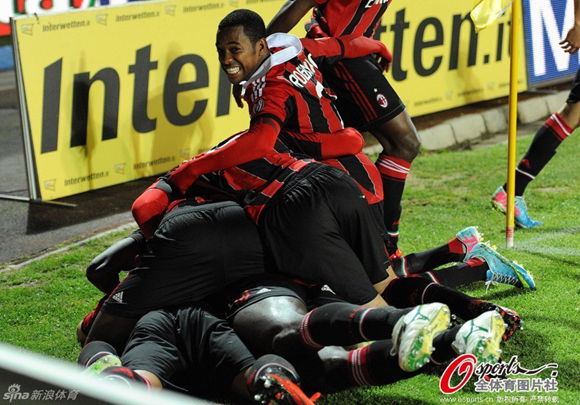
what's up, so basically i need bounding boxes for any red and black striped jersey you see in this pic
[312,0,393,38]
[245,34,383,204]
[243,34,344,134]
[168,34,383,222]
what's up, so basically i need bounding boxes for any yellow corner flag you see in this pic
[470,0,513,32]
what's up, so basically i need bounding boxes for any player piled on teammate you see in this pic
[492,0,580,228]
[267,0,420,256]
[132,9,401,309]
[78,217,516,396]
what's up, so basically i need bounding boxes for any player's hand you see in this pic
[339,34,393,71]
[233,83,244,109]
[86,236,140,293]
[376,50,393,73]
[132,179,174,239]
[560,25,580,54]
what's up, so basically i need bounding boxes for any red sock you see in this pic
[447,237,466,255]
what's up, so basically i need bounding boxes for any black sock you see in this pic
[78,341,117,367]
[422,258,488,288]
[383,276,488,321]
[431,325,461,364]
[347,341,421,386]
[503,112,569,196]
[300,303,412,347]
[398,246,458,275]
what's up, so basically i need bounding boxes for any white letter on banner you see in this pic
[0,1,15,24]
[530,0,574,75]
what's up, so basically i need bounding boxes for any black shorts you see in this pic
[260,165,390,305]
[321,55,405,131]
[121,305,255,393]
[222,273,346,320]
[566,67,580,104]
[101,200,266,318]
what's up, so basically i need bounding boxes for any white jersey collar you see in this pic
[240,33,303,94]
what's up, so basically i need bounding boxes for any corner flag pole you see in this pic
[506,0,521,249]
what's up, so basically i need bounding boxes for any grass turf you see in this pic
[0,131,578,403]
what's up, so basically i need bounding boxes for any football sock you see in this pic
[376,154,411,252]
[382,276,487,321]
[396,240,465,276]
[299,303,412,348]
[421,258,488,288]
[78,340,117,367]
[346,341,420,386]
[503,112,570,196]
[431,325,462,364]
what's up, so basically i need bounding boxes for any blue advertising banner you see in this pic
[522,0,578,85]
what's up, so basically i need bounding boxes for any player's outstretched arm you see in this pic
[301,35,392,70]
[267,0,318,35]
[168,116,281,193]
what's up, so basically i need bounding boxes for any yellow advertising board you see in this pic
[382,0,527,116]
[13,0,527,200]
[14,0,300,200]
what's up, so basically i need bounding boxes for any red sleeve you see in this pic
[319,127,364,158]
[289,127,364,159]
[300,37,343,59]
[168,118,281,194]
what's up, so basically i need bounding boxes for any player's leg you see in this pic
[324,56,418,254]
[121,306,312,403]
[492,69,580,228]
[371,110,419,255]
[229,285,447,392]
[383,276,522,340]
[392,226,482,276]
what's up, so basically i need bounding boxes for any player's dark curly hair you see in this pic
[218,9,266,44]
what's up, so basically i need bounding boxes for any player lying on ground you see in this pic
[79,313,315,405]
[267,0,421,256]
[491,0,580,228]
[79,301,507,399]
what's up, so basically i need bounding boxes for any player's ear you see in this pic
[257,38,269,56]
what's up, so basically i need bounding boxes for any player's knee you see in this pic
[559,102,580,128]
[374,120,421,162]
[393,128,421,161]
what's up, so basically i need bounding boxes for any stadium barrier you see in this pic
[0,342,213,404]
